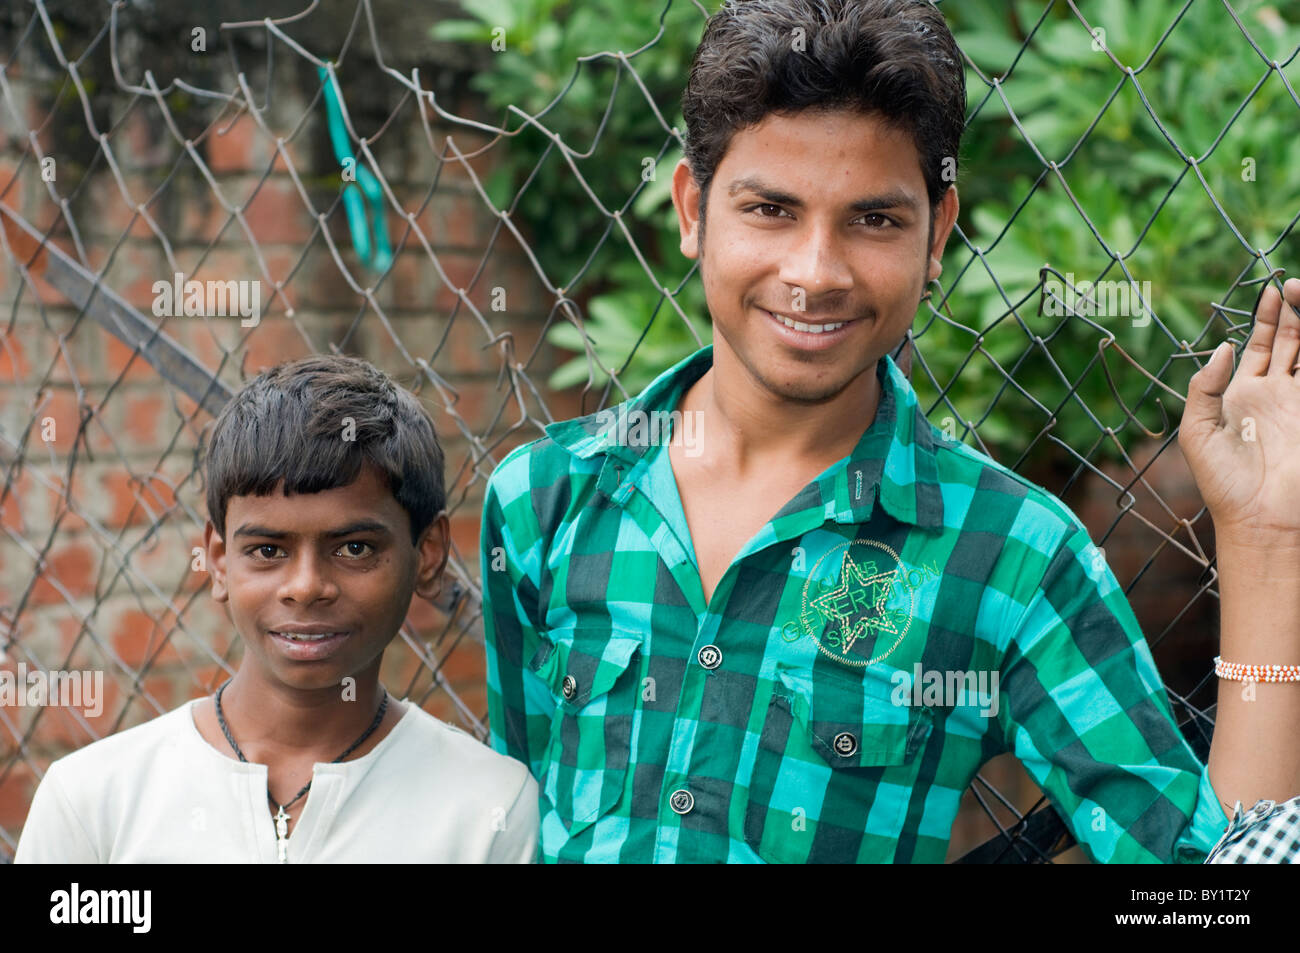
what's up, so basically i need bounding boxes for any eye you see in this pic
[337,541,374,558]
[248,544,284,560]
[859,213,896,229]
[746,203,790,219]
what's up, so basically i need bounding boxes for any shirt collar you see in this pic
[544,344,944,531]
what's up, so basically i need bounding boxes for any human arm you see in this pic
[996,524,1224,863]
[1178,276,1300,817]
[484,765,541,864]
[12,761,101,863]
[479,450,557,779]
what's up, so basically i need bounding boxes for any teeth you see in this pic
[272,632,344,642]
[770,311,845,333]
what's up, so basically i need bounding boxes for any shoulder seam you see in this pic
[932,436,1082,530]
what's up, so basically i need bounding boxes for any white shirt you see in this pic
[14,699,539,863]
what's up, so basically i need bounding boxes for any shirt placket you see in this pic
[619,450,848,861]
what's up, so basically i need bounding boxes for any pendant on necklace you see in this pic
[274,804,290,863]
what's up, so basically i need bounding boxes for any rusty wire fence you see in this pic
[1,0,1298,863]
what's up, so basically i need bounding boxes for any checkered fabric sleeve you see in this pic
[997,524,1231,863]
[1205,795,1300,863]
[480,445,555,780]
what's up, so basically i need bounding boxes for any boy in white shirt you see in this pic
[15,355,538,863]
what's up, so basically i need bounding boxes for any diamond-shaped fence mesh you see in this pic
[1,0,1297,863]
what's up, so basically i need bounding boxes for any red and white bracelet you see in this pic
[1214,656,1300,683]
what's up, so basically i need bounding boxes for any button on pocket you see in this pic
[743,663,934,863]
[529,626,643,835]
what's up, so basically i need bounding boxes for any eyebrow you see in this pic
[232,519,392,540]
[726,176,920,214]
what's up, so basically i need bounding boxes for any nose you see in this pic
[777,219,854,303]
[277,550,339,605]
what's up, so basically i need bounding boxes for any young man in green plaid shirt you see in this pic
[480,0,1300,863]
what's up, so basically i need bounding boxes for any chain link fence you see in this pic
[1,0,1297,863]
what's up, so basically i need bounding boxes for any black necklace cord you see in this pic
[213,679,390,810]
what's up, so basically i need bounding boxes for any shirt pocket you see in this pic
[743,662,934,863]
[529,626,643,836]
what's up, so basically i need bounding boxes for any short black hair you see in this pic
[204,355,445,543]
[682,0,965,235]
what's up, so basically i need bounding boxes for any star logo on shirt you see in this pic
[795,538,917,668]
[806,551,900,654]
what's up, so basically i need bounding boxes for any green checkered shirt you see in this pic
[480,345,1230,863]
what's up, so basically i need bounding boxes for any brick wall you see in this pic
[0,10,590,853]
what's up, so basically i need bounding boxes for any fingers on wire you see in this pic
[1239,283,1280,378]
[1277,277,1300,381]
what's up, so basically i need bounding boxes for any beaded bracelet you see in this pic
[1214,656,1300,683]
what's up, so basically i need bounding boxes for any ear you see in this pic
[413,512,451,603]
[204,519,229,603]
[927,185,960,283]
[671,158,703,261]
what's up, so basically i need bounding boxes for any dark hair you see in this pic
[682,0,965,232]
[204,355,445,544]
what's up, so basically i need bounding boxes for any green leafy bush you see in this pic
[435,0,1300,461]
[432,0,713,396]
[928,0,1300,458]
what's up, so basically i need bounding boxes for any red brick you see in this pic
[498,313,552,368]
[242,317,311,374]
[431,378,511,435]
[390,249,439,313]
[0,329,31,380]
[447,509,481,559]
[132,530,209,605]
[30,537,98,606]
[120,391,168,447]
[118,106,169,170]
[31,388,85,452]
[414,191,497,251]
[546,380,588,422]
[0,157,19,199]
[268,135,306,175]
[99,241,166,311]
[260,249,299,319]
[139,673,178,711]
[179,190,235,245]
[424,687,487,730]
[448,684,487,725]
[305,248,364,310]
[4,229,81,306]
[429,636,487,689]
[0,469,31,532]
[77,673,122,739]
[431,252,494,315]
[429,134,500,194]
[241,176,315,246]
[503,252,551,304]
[92,175,159,242]
[403,589,443,635]
[166,311,232,372]
[190,664,230,696]
[431,309,511,376]
[189,246,264,288]
[100,469,179,528]
[0,759,37,833]
[112,607,183,669]
[101,334,157,384]
[205,112,261,174]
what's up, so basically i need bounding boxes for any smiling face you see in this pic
[673,107,959,404]
[205,463,448,694]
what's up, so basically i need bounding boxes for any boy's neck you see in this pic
[203,668,403,765]
[684,347,882,473]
